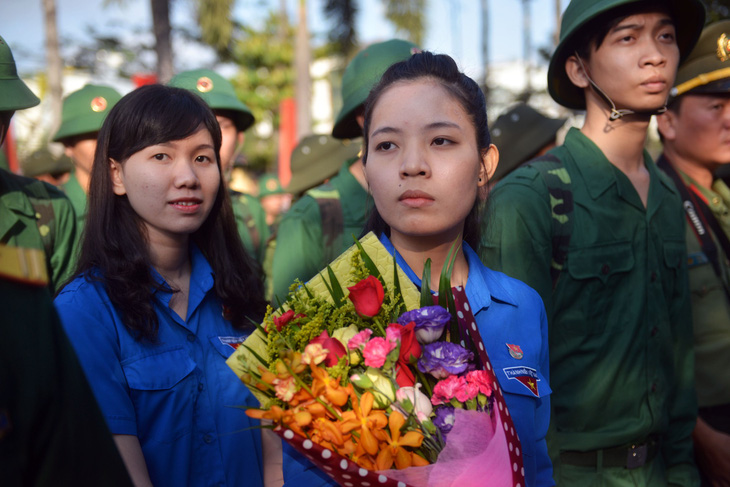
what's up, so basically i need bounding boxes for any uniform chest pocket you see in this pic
[122,347,197,443]
[561,242,635,335]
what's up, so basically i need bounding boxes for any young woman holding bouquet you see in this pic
[54,85,269,487]
[360,51,553,486]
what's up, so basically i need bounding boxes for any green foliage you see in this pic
[702,0,730,23]
[323,0,359,56]
[385,0,426,46]
[229,11,296,171]
[197,0,235,56]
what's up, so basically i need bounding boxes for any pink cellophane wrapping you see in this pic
[275,407,513,487]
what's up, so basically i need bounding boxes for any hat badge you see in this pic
[90,97,108,112]
[717,33,730,62]
[266,179,278,191]
[197,76,214,93]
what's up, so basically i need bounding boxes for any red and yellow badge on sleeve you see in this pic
[503,366,540,396]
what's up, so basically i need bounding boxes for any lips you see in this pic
[641,76,667,92]
[169,197,203,212]
[399,190,435,208]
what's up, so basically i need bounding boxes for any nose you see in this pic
[642,38,669,68]
[399,144,431,178]
[174,159,200,188]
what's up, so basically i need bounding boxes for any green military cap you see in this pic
[332,39,419,140]
[287,134,361,195]
[548,0,705,109]
[672,20,730,97]
[258,173,286,198]
[21,150,73,178]
[168,69,254,131]
[0,35,40,111]
[52,84,122,142]
[491,104,566,181]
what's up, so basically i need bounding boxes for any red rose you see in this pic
[347,276,384,317]
[309,330,347,367]
[391,322,422,387]
[271,310,304,332]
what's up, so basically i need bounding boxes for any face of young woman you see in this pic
[584,11,679,112]
[110,127,220,244]
[364,79,489,246]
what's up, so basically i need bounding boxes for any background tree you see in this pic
[702,0,730,22]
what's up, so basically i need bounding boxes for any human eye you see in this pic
[432,137,453,146]
[658,28,676,42]
[375,141,396,151]
[195,154,213,163]
[152,153,168,161]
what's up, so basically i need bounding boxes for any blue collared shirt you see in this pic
[381,235,554,487]
[54,246,263,487]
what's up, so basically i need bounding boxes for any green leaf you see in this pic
[353,236,383,283]
[420,258,433,308]
[391,251,406,317]
[326,265,346,306]
[438,238,461,339]
[241,342,269,368]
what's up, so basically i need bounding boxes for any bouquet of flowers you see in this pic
[227,233,521,486]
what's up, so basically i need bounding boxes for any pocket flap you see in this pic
[122,347,196,391]
[209,333,252,359]
[568,242,634,282]
[663,241,685,269]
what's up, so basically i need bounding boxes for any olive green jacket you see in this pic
[0,169,78,292]
[481,128,698,486]
[61,172,87,235]
[230,189,270,264]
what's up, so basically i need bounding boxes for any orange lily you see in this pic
[375,411,425,470]
[340,391,387,456]
[310,365,350,407]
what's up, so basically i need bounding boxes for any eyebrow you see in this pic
[370,121,462,138]
[154,142,215,151]
[611,17,674,34]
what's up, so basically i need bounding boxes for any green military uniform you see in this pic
[481,128,698,486]
[62,172,86,231]
[0,244,133,486]
[270,39,417,303]
[231,188,270,263]
[271,159,368,301]
[53,84,122,235]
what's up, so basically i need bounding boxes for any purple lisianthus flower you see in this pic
[417,341,474,379]
[398,305,451,344]
[433,406,456,437]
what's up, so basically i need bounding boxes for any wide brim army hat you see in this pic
[21,150,73,178]
[672,20,730,97]
[548,0,705,109]
[52,84,122,142]
[168,69,254,132]
[332,39,419,140]
[0,36,40,111]
[491,104,567,181]
[287,134,361,195]
[258,173,286,198]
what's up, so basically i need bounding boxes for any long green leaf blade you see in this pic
[420,258,433,308]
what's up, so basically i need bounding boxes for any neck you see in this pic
[581,97,651,174]
[349,157,368,190]
[147,233,191,283]
[663,147,716,190]
[390,232,469,291]
[75,168,91,194]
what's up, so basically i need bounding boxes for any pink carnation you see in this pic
[385,325,402,350]
[465,370,493,397]
[431,375,466,405]
[362,337,390,368]
[347,329,373,350]
[455,379,480,403]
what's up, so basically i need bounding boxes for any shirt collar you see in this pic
[150,244,215,317]
[378,234,518,313]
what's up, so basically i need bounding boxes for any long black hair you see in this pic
[361,51,491,249]
[73,84,266,341]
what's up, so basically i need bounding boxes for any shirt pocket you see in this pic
[122,346,197,443]
[563,241,635,335]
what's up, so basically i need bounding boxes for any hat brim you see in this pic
[493,117,566,180]
[52,116,104,142]
[548,0,705,109]
[0,79,40,111]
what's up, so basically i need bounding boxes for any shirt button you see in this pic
[204,434,214,444]
[198,383,204,392]
[601,264,610,275]
[650,271,657,282]
[651,383,657,393]
[187,334,195,342]
[651,327,658,337]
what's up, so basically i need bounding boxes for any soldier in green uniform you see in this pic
[0,35,79,292]
[168,69,269,263]
[270,39,418,302]
[21,149,73,187]
[258,173,289,227]
[656,20,730,485]
[490,103,566,183]
[53,84,122,233]
[0,243,133,486]
[480,0,705,485]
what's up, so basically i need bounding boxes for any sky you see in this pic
[1,0,562,82]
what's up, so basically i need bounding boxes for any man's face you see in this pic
[582,11,680,112]
[216,113,243,177]
[64,136,98,175]
[661,94,730,169]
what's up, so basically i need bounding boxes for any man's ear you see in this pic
[565,55,591,89]
[237,131,245,147]
[480,144,499,186]
[656,110,677,142]
[109,159,127,196]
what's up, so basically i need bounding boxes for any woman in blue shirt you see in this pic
[361,52,553,486]
[54,85,268,487]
